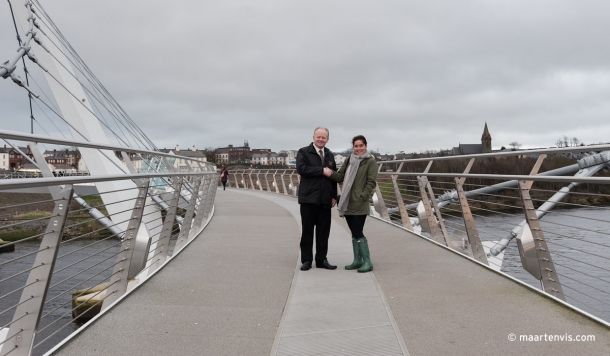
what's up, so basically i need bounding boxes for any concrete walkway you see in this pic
[55,188,610,356]
[235,190,408,356]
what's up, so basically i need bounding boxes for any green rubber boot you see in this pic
[357,237,373,273]
[345,238,363,270]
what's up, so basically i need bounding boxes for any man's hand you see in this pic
[331,198,336,207]
[323,167,333,177]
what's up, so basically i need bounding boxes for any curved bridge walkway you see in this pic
[55,189,609,355]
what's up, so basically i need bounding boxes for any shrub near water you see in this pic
[13,211,53,219]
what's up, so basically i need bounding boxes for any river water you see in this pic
[0,238,120,356]
[444,207,610,322]
[1,207,609,355]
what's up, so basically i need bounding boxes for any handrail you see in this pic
[0,129,210,165]
[377,172,610,184]
[0,172,215,190]
[382,143,610,163]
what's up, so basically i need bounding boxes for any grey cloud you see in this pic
[1,0,610,153]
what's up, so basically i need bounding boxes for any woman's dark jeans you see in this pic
[345,215,367,238]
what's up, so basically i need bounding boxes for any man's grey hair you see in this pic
[313,126,330,137]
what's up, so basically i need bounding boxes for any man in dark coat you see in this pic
[296,127,338,271]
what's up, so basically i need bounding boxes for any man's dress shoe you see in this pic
[316,259,337,270]
[300,261,312,271]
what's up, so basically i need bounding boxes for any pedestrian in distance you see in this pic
[323,135,377,272]
[296,127,338,271]
[220,165,229,190]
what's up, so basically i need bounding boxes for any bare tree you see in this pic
[203,147,217,164]
[509,141,522,150]
[555,138,563,147]
[556,136,580,147]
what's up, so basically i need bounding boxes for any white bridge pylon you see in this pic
[9,0,162,279]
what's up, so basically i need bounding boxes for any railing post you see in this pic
[190,176,209,237]
[200,176,214,220]
[198,171,216,227]
[280,170,288,195]
[233,170,240,188]
[264,170,272,191]
[3,185,73,356]
[249,172,255,190]
[291,171,298,197]
[102,178,150,309]
[373,163,391,220]
[517,180,565,300]
[149,176,184,274]
[416,176,445,244]
[391,163,413,230]
[172,176,203,253]
[454,177,488,264]
[273,170,281,194]
[255,172,263,191]
[424,180,450,244]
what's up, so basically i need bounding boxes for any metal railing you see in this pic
[0,131,219,356]
[229,146,610,327]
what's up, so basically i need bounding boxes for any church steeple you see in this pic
[481,122,492,153]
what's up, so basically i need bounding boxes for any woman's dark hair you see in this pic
[352,135,367,146]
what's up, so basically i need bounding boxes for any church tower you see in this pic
[481,122,492,153]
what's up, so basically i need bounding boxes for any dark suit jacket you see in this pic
[296,143,337,207]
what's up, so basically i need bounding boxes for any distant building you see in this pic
[0,145,10,171]
[271,152,289,165]
[279,150,298,161]
[215,147,230,164]
[252,149,271,166]
[481,122,492,153]
[43,149,81,168]
[160,144,207,171]
[378,154,395,161]
[252,153,268,165]
[269,152,280,165]
[451,122,492,155]
[395,153,414,160]
[117,152,143,172]
[19,163,40,173]
[8,146,33,170]
[45,154,66,165]
[251,149,290,166]
[215,141,251,165]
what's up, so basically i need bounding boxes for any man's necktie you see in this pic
[318,149,324,162]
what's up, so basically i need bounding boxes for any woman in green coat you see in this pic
[323,135,378,272]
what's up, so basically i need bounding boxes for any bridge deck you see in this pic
[55,189,609,355]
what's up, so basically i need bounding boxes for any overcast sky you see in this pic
[2,0,610,154]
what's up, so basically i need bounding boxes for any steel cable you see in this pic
[52,241,122,275]
[48,266,119,309]
[46,250,124,300]
[41,268,123,319]
[33,279,120,347]
[553,283,610,317]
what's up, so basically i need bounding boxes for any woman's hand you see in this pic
[323,167,333,177]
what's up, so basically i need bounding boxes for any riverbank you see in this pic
[0,192,112,243]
